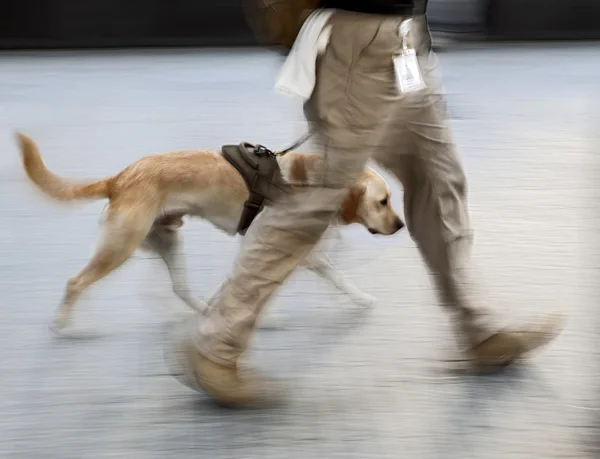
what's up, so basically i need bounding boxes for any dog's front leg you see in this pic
[304,252,377,307]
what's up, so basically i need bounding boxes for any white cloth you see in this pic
[274,9,335,101]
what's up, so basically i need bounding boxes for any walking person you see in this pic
[165,0,563,407]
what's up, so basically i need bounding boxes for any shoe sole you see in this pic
[470,311,566,369]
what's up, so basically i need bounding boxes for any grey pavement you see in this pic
[0,44,599,458]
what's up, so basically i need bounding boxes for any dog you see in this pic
[16,133,404,333]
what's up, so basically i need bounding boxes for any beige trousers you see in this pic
[190,12,500,367]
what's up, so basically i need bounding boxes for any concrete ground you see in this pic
[0,44,598,459]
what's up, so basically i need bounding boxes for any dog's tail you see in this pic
[16,133,111,202]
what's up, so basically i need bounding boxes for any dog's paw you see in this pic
[48,316,69,335]
[350,293,378,308]
[48,322,104,339]
[189,300,210,315]
[160,297,207,317]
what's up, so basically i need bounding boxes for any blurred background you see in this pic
[1,0,600,48]
[0,2,599,459]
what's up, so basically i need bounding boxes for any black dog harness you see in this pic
[221,142,291,235]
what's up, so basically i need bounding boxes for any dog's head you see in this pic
[340,168,404,235]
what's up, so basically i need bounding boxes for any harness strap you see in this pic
[240,152,277,234]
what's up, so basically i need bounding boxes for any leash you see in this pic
[255,130,314,159]
[254,130,314,159]
[275,130,314,156]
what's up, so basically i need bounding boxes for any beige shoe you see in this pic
[193,354,269,408]
[469,312,565,370]
[164,319,276,408]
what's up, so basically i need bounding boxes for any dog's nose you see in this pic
[394,218,405,232]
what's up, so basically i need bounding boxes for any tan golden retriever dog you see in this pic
[16,133,403,334]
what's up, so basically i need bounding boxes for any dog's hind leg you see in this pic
[50,202,156,334]
[143,214,209,315]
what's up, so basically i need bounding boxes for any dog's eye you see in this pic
[379,198,388,206]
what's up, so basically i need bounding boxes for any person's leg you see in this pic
[374,19,563,363]
[374,96,502,346]
[376,105,563,365]
[165,13,405,405]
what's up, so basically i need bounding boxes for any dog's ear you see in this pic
[340,183,365,224]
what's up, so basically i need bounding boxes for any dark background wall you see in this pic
[0,0,258,49]
[0,0,599,49]
[486,0,600,39]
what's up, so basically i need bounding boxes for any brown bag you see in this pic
[243,0,320,50]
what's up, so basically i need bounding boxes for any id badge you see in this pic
[394,49,426,94]
[394,18,426,94]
